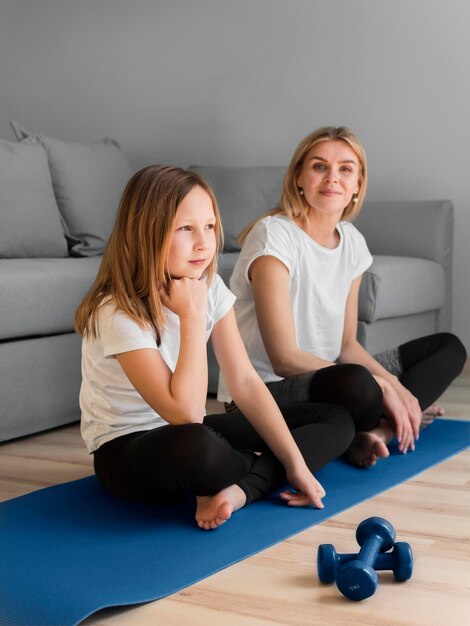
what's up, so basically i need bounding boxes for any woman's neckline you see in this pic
[278,215,343,252]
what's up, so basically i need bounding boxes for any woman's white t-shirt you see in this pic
[80,274,235,453]
[218,215,372,401]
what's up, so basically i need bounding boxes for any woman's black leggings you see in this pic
[93,400,375,506]
[267,332,467,416]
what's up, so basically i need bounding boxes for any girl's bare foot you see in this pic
[347,419,393,468]
[195,484,246,530]
[421,403,444,429]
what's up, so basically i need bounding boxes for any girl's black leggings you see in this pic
[93,333,465,508]
[93,400,374,507]
[267,332,466,417]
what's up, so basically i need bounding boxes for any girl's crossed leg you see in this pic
[93,402,356,529]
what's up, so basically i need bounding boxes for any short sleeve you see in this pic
[97,303,158,357]
[345,223,373,279]
[240,217,297,282]
[339,222,374,280]
[208,274,236,324]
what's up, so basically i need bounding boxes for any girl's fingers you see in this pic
[279,489,324,509]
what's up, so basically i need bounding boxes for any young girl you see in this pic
[75,165,379,531]
[222,127,466,465]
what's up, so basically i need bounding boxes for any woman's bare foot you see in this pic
[195,484,247,531]
[421,403,444,429]
[347,419,393,468]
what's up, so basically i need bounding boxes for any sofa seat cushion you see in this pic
[359,255,445,322]
[0,257,102,340]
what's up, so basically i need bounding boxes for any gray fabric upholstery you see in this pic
[191,166,285,251]
[11,122,133,256]
[359,256,445,322]
[0,334,82,442]
[357,311,438,355]
[217,252,240,286]
[355,200,453,331]
[0,257,102,340]
[0,139,68,258]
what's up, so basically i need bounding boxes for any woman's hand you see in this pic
[160,277,208,320]
[279,463,326,509]
[373,376,415,453]
[389,381,422,441]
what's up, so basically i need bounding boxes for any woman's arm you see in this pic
[250,255,334,377]
[211,308,325,508]
[116,277,208,425]
[339,276,421,450]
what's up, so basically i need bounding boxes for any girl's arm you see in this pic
[339,276,421,450]
[250,255,334,377]
[211,308,325,508]
[115,277,208,425]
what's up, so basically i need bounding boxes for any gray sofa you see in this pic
[0,124,132,442]
[0,134,453,442]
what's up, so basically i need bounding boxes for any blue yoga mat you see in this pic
[1,418,468,626]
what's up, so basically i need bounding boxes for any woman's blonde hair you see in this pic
[74,165,223,344]
[239,126,367,244]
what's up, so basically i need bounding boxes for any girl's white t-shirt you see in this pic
[80,274,235,453]
[218,215,372,401]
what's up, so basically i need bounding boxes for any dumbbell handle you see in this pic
[357,533,383,565]
[332,551,404,571]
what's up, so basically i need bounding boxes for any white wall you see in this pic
[1,0,469,348]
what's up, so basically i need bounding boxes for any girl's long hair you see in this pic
[239,126,367,244]
[74,165,223,344]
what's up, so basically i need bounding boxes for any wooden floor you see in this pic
[1,361,469,625]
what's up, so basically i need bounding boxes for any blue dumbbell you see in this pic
[334,517,401,601]
[317,541,413,584]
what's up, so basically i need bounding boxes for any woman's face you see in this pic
[296,140,361,219]
[167,186,217,279]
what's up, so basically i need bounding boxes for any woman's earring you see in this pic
[352,194,359,204]
[299,188,304,196]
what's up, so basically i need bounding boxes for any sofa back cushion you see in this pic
[0,138,68,258]
[11,122,133,257]
[190,166,285,251]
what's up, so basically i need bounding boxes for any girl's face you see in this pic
[168,186,217,279]
[296,140,361,219]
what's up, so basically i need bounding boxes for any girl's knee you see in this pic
[169,423,219,463]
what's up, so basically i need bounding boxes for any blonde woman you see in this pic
[74,165,375,531]
[223,127,466,465]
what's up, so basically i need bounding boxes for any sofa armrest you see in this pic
[354,200,454,331]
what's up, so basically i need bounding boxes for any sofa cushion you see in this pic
[11,122,133,257]
[0,257,102,340]
[217,252,240,287]
[217,252,445,324]
[359,256,445,322]
[191,166,285,252]
[0,138,68,258]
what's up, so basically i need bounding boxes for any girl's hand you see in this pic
[373,376,415,453]
[280,464,326,509]
[160,277,208,319]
